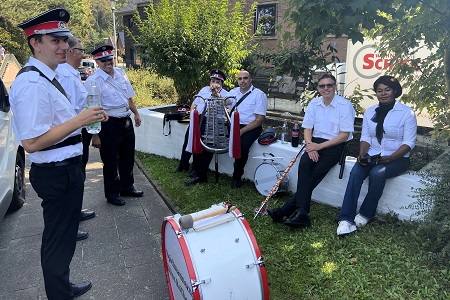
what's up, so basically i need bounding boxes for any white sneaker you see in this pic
[337,221,357,236]
[354,214,369,228]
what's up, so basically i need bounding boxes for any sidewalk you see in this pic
[0,147,172,299]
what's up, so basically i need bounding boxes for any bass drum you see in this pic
[161,204,270,300]
[254,162,289,196]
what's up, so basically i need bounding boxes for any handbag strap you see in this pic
[17,66,68,99]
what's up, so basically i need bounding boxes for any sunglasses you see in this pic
[72,48,85,54]
[318,83,335,89]
[238,76,249,80]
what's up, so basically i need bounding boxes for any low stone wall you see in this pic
[135,106,422,221]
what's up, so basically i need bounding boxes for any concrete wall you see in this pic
[135,106,423,221]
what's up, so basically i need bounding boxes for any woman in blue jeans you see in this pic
[336,76,417,236]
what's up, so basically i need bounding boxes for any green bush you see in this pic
[409,148,450,265]
[126,68,178,108]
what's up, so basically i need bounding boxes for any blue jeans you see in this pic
[338,156,410,223]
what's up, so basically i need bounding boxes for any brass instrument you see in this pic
[195,94,236,154]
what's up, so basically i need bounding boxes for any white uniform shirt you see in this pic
[302,94,355,141]
[9,57,82,163]
[85,67,135,117]
[228,85,268,125]
[361,101,417,157]
[56,63,88,114]
[192,86,229,114]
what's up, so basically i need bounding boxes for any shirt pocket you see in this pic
[53,98,73,119]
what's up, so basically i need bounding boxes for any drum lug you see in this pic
[245,256,265,269]
[191,278,211,291]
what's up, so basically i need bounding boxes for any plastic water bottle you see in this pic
[280,119,288,144]
[86,81,101,134]
[291,120,300,147]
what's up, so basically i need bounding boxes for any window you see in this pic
[254,4,276,37]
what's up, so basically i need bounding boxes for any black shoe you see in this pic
[72,281,92,297]
[77,230,89,241]
[80,210,96,221]
[107,196,126,206]
[284,211,311,228]
[185,176,207,186]
[232,179,242,188]
[267,208,284,223]
[120,188,144,197]
[187,170,197,178]
[173,166,189,173]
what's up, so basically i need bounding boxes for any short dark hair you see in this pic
[317,73,336,84]
[27,34,43,54]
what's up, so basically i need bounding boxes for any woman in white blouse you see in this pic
[337,75,417,236]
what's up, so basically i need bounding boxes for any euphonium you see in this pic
[195,93,236,154]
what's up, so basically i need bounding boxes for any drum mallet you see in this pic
[179,206,236,230]
[254,142,306,219]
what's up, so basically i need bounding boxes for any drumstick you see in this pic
[254,142,306,219]
[179,206,236,230]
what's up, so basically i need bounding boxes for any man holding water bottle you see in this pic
[10,8,107,298]
[85,45,143,206]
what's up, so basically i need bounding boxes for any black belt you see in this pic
[109,115,131,120]
[40,135,82,151]
[32,155,82,168]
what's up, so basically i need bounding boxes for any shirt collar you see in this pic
[28,57,57,81]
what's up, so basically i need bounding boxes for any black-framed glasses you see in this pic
[238,76,249,80]
[72,48,85,54]
[318,83,335,89]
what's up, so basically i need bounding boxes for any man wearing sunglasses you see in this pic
[227,70,268,188]
[85,45,143,206]
[268,73,355,228]
[57,36,97,241]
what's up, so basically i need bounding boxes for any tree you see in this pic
[276,0,450,139]
[133,0,256,103]
[369,0,450,141]
[0,0,127,63]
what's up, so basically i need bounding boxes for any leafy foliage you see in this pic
[0,0,128,63]
[368,0,450,140]
[408,148,450,263]
[133,0,256,103]
[125,68,178,108]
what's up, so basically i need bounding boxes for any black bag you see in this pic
[162,104,190,136]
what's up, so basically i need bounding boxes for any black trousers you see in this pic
[81,128,93,172]
[29,161,85,300]
[232,125,262,180]
[280,138,345,217]
[192,120,214,180]
[98,116,136,199]
[177,125,192,171]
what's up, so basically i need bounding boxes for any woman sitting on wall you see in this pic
[336,75,417,236]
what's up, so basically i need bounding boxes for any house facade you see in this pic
[116,0,348,70]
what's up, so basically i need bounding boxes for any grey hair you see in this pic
[67,36,82,49]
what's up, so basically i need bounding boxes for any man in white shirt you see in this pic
[268,74,355,228]
[85,45,143,206]
[10,8,106,299]
[56,36,97,240]
[227,70,268,188]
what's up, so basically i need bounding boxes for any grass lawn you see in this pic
[136,152,450,300]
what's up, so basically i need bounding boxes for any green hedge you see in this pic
[126,68,179,108]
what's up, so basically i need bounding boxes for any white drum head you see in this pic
[254,163,281,196]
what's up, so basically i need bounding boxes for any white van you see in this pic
[0,78,25,222]
[81,59,97,70]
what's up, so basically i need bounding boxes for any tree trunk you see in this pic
[445,49,450,105]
